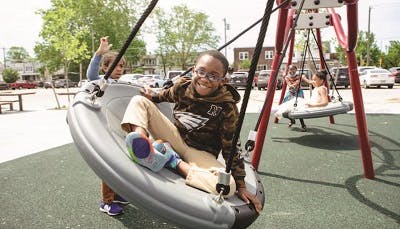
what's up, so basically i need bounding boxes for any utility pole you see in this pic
[223,18,229,57]
[366,6,372,66]
[2,47,6,69]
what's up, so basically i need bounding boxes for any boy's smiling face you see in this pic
[192,54,225,96]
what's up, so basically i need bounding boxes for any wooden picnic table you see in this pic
[0,91,36,111]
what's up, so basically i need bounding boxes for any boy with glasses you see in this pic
[121,50,262,213]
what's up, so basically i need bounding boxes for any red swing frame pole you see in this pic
[252,0,290,170]
[330,1,374,178]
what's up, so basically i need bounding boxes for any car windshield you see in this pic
[371,69,389,74]
[232,72,248,77]
[259,71,271,78]
[338,68,348,74]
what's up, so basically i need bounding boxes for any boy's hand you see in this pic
[95,36,112,56]
[237,187,262,214]
[140,86,155,100]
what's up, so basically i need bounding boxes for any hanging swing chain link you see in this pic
[294,28,311,108]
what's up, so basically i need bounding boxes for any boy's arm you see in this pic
[220,104,262,213]
[220,104,246,189]
[86,54,102,81]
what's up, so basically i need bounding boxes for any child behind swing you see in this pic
[87,36,128,216]
[275,70,329,131]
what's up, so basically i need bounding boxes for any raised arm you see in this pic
[86,37,112,81]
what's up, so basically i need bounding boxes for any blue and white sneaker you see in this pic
[125,132,171,172]
[152,140,181,169]
[99,202,123,216]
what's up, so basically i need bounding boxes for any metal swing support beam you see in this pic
[252,0,375,179]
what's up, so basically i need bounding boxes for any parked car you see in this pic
[119,74,145,84]
[329,67,350,88]
[78,79,89,87]
[0,81,9,90]
[53,79,78,88]
[359,68,394,89]
[256,70,283,90]
[142,74,165,88]
[388,67,400,83]
[43,80,54,89]
[229,71,253,89]
[357,66,377,74]
[8,80,37,89]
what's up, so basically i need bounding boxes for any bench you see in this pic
[0,100,18,114]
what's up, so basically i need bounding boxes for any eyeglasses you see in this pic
[194,68,224,82]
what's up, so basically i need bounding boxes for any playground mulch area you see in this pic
[1,114,399,228]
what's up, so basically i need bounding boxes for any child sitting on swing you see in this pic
[121,50,262,213]
[275,70,329,131]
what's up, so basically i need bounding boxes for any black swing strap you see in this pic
[167,0,292,84]
[245,0,307,152]
[224,0,275,176]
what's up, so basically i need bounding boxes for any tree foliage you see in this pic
[154,4,219,70]
[382,41,400,68]
[238,59,251,71]
[2,68,19,83]
[35,0,146,76]
[6,47,30,63]
[334,31,381,66]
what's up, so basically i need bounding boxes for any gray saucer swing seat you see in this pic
[283,101,354,119]
[67,81,265,229]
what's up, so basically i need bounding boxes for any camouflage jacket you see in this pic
[151,77,246,189]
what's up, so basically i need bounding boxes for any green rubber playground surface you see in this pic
[1,114,399,228]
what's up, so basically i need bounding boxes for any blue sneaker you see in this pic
[113,194,129,205]
[152,140,181,169]
[125,132,170,172]
[99,202,123,216]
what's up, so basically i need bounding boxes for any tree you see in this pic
[6,47,30,62]
[37,0,90,87]
[2,68,19,83]
[35,0,146,77]
[154,4,219,70]
[382,41,400,68]
[334,31,381,66]
[238,59,251,71]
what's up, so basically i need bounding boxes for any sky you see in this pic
[1,0,399,64]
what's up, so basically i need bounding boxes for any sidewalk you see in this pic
[0,109,72,164]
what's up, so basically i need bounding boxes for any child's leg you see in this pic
[300,118,306,132]
[182,147,236,197]
[101,181,115,203]
[121,96,191,160]
[121,96,235,195]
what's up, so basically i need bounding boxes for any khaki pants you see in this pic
[121,96,236,196]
